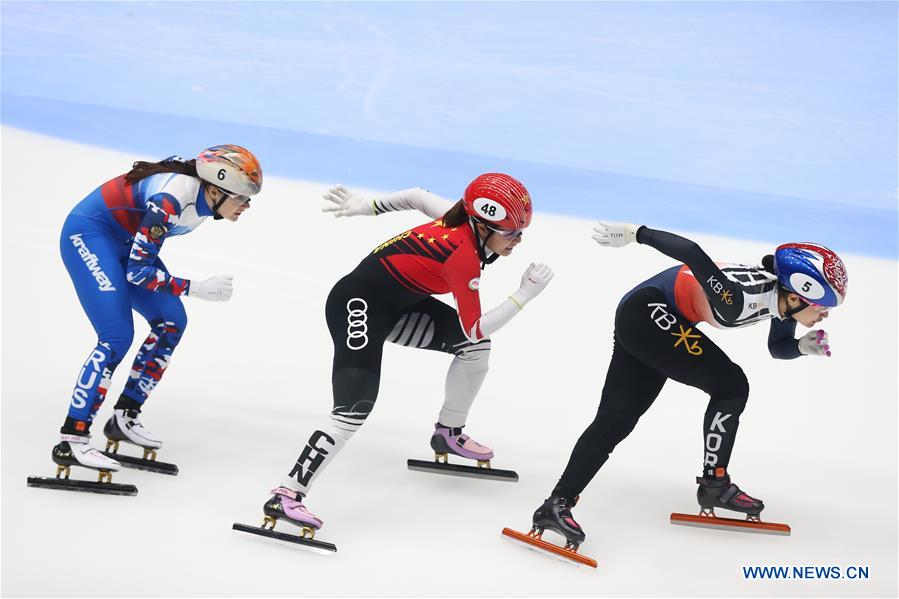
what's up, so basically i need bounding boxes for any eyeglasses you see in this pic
[486,226,523,239]
[220,189,251,205]
[799,298,829,313]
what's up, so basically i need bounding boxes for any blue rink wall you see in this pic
[2,1,896,258]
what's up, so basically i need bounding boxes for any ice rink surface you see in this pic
[1,129,896,597]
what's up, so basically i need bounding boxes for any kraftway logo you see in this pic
[70,234,116,291]
[346,298,369,350]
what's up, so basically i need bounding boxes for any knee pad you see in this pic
[453,339,491,369]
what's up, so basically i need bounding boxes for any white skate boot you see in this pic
[102,409,178,475]
[27,434,136,495]
[54,433,121,474]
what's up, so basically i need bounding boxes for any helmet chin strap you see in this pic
[784,296,807,319]
[470,218,499,270]
[209,186,229,220]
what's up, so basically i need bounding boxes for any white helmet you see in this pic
[196,145,262,196]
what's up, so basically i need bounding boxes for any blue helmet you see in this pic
[774,243,847,308]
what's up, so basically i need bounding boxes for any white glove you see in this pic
[510,263,554,308]
[591,221,640,248]
[188,275,234,302]
[321,185,374,218]
[798,329,831,357]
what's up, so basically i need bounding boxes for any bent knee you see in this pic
[455,338,491,364]
[709,363,749,407]
[98,326,134,361]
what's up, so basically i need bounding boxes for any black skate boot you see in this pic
[697,471,764,521]
[671,469,788,535]
[531,495,586,550]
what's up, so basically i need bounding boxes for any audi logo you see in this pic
[346,297,369,350]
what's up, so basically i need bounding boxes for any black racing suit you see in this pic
[552,227,801,501]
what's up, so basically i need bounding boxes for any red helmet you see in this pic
[462,173,532,232]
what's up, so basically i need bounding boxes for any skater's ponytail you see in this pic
[762,254,793,301]
[125,157,198,184]
[442,200,469,228]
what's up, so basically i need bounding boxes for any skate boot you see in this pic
[531,495,586,550]
[430,423,494,466]
[262,487,323,538]
[501,494,596,568]
[102,409,177,475]
[232,487,336,552]
[104,408,162,455]
[670,468,789,535]
[408,423,517,481]
[696,471,764,521]
[52,433,121,480]
[28,434,136,495]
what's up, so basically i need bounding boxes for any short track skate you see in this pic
[232,522,337,553]
[233,487,337,554]
[101,439,178,475]
[407,455,518,482]
[101,411,178,475]
[670,475,790,536]
[502,496,597,569]
[28,439,137,496]
[407,424,518,482]
[501,527,597,569]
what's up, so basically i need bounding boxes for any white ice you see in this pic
[1,128,896,596]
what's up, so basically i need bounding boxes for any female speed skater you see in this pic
[254,173,553,541]
[524,221,847,553]
[45,145,262,488]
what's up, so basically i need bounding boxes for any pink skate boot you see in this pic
[408,423,517,481]
[430,423,495,464]
[232,487,336,552]
[262,486,323,538]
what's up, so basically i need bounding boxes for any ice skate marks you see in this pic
[232,522,337,554]
[670,511,791,535]
[407,455,518,482]
[501,527,597,569]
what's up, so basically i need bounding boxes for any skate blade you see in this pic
[100,451,178,475]
[26,476,138,496]
[232,523,337,554]
[501,527,597,569]
[670,512,791,536]
[407,458,518,482]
